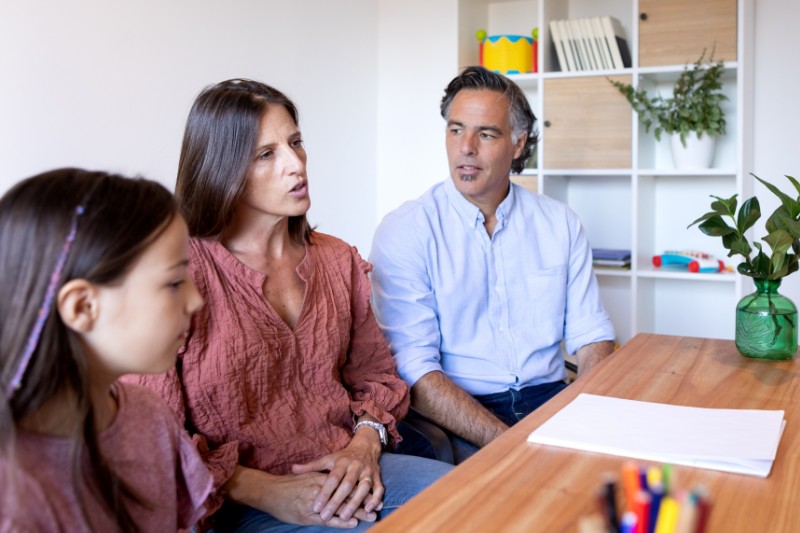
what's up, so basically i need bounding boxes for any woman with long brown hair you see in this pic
[130,79,450,532]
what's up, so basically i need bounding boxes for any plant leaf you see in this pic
[698,216,735,237]
[785,175,800,198]
[752,248,772,278]
[753,173,800,218]
[710,194,738,217]
[737,263,751,276]
[787,255,800,277]
[688,211,722,228]
[765,207,800,240]
[726,235,752,257]
[764,229,794,254]
[736,197,760,234]
[770,253,789,279]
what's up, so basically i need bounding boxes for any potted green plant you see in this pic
[609,50,727,169]
[689,173,799,359]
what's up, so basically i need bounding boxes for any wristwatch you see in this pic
[353,420,388,447]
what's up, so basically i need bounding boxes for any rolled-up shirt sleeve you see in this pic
[370,209,444,387]
[562,209,616,355]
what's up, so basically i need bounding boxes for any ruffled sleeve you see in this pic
[342,246,410,445]
[190,436,239,520]
[175,429,214,529]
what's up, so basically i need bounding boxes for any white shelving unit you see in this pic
[458,0,754,344]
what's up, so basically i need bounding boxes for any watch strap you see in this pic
[353,420,388,446]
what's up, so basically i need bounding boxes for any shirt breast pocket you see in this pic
[516,265,568,343]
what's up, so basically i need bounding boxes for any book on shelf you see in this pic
[592,248,631,268]
[599,16,632,69]
[549,19,570,72]
[594,260,631,268]
[589,17,612,70]
[550,16,630,72]
[570,19,593,70]
[577,18,601,70]
[558,19,580,72]
[578,18,606,70]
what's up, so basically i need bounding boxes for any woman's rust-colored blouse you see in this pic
[131,233,409,513]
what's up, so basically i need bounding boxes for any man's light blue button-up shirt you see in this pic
[370,178,615,396]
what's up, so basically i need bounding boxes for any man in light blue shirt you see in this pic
[369,66,615,462]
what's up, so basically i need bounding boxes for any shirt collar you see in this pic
[443,176,517,230]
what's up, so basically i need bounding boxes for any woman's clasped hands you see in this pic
[291,424,385,527]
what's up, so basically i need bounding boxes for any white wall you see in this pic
[376,0,455,221]
[2,0,800,300]
[0,0,378,254]
[752,0,800,299]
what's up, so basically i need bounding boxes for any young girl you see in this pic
[0,168,213,532]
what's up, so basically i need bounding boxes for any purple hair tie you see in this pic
[6,205,85,399]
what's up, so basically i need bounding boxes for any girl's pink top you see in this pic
[1,382,213,532]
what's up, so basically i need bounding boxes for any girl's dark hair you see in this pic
[440,66,540,174]
[0,168,178,532]
[176,78,313,245]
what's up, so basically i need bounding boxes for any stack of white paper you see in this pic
[527,393,786,478]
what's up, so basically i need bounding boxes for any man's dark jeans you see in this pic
[397,380,568,463]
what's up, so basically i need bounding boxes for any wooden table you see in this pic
[373,334,800,532]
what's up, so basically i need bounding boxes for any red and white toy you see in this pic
[652,250,725,273]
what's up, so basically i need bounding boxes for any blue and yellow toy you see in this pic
[476,29,537,75]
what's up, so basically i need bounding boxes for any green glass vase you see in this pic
[735,279,798,360]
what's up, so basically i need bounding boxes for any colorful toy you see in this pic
[476,29,535,74]
[652,250,725,273]
[476,30,487,66]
